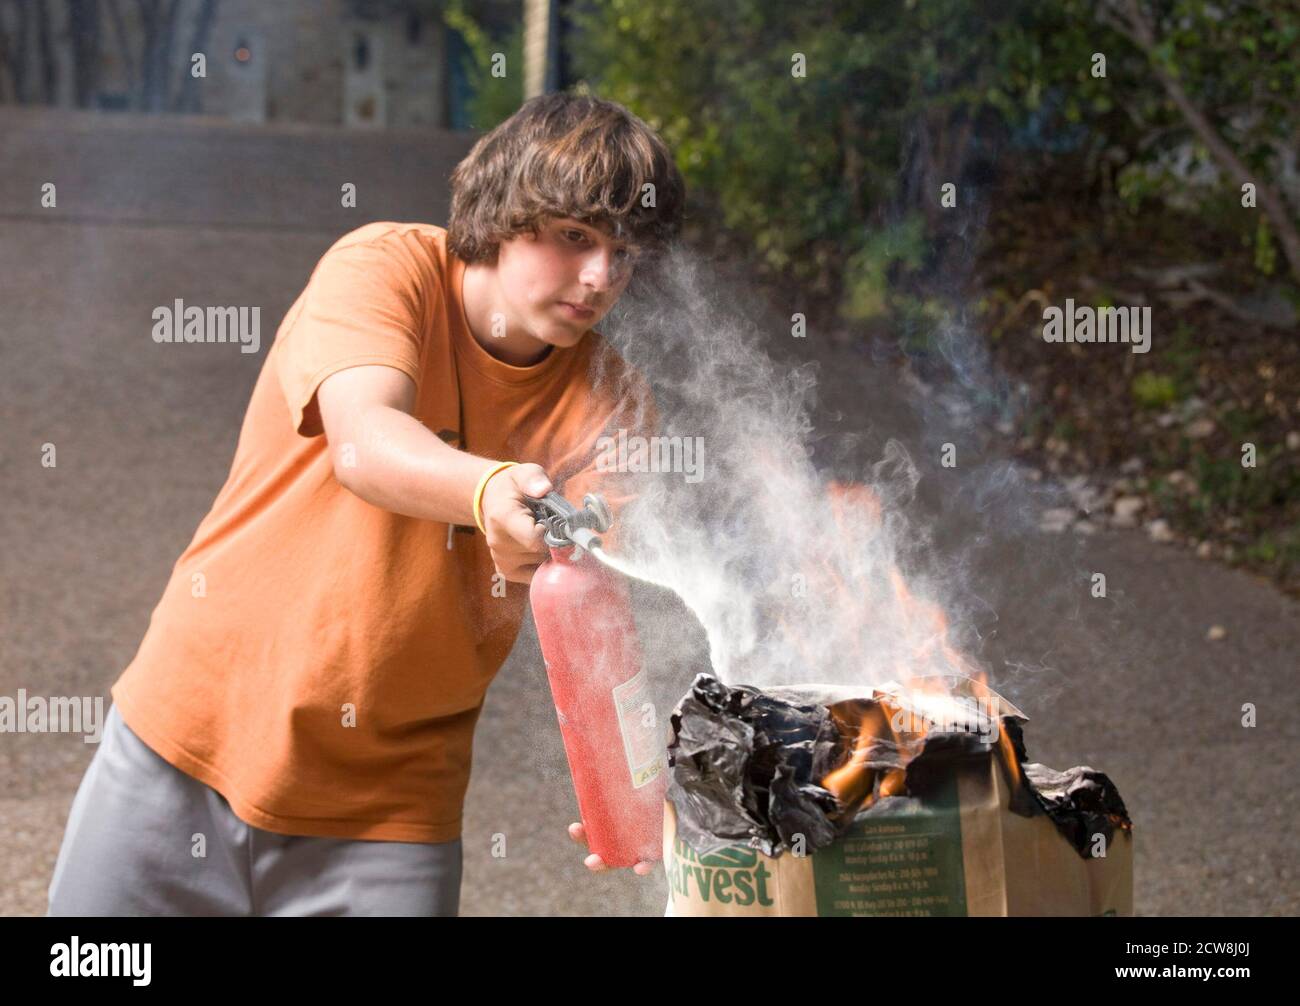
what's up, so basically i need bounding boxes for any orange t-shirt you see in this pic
[111,222,654,844]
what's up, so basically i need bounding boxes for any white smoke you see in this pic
[595,246,1015,692]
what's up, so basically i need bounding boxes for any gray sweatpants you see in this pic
[47,703,462,917]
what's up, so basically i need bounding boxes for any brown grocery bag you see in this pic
[663,688,1133,917]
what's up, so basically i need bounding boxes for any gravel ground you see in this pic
[2,108,1296,917]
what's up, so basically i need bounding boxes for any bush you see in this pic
[1131,372,1179,410]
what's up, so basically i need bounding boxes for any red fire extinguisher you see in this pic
[526,492,667,868]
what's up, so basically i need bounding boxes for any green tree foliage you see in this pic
[570,0,1300,317]
[1090,0,1300,282]
[442,0,523,129]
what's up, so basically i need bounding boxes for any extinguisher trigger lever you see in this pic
[523,491,612,552]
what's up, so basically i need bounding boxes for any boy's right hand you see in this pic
[479,462,554,583]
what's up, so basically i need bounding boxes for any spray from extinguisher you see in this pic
[525,491,668,868]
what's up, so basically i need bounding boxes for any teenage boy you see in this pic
[47,92,685,916]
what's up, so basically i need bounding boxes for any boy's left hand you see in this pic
[568,822,657,876]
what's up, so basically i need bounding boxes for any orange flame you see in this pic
[996,720,1023,790]
[821,481,983,681]
[821,701,892,806]
[809,480,1022,808]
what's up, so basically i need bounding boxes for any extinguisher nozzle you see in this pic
[569,527,602,553]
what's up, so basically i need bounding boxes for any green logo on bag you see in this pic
[668,836,774,907]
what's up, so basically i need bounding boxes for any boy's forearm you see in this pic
[335,404,503,524]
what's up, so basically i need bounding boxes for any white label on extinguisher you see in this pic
[612,669,666,789]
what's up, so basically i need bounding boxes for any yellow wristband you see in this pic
[473,461,520,534]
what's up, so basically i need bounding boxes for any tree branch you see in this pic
[1101,0,1300,283]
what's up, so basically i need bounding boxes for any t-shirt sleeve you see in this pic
[274,234,429,438]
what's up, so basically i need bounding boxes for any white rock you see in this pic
[1196,541,1214,558]
[1063,474,1101,511]
[1039,508,1076,533]
[1147,518,1175,543]
[1074,520,1097,535]
[1165,469,1199,494]
[1186,417,1216,439]
[1112,496,1146,527]
[1206,624,1227,641]
[1286,431,1300,451]
[1073,491,1103,515]
[1119,457,1145,475]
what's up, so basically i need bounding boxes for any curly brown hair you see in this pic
[446,92,685,266]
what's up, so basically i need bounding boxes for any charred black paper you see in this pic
[667,673,1132,861]
[666,674,842,856]
[1023,762,1132,858]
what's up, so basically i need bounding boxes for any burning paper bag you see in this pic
[663,674,1132,917]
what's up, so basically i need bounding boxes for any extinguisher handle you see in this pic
[524,491,612,550]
